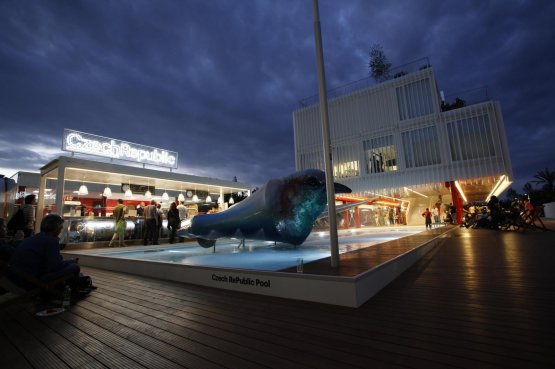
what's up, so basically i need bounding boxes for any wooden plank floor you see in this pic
[280,226,452,276]
[1,224,554,369]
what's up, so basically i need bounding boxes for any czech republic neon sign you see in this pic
[62,129,178,169]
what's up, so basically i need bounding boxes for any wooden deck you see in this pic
[1,224,555,368]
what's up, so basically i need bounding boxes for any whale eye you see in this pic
[305,176,320,187]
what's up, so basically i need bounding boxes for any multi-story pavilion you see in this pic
[293,60,512,226]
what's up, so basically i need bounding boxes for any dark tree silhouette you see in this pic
[532,168,555,192]
[368,43,391,83]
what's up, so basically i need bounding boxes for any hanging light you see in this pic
[125,177,133,197]
[145,178,152,199]
[78,178,88,196]
[178,183,184,202]
[162,189,169,201]
[102,185,112,197]
[192,184,199,202]
[205,185,212,203]
[217,195,223,204]
[228,193,234,205]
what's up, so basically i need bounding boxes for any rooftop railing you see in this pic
[440,86,490,112]
[299,57,431,107]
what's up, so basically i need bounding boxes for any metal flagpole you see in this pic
[312,0,340,268]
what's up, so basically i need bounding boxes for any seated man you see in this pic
[8,214,80,291]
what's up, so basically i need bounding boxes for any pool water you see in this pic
[97,227,425,271]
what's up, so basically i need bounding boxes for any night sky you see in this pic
[1,1,554,192]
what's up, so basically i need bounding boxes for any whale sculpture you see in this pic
[176,169,351,247]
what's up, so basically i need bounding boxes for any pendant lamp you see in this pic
[78,178,88,196]
[192,184,199,202]
[228,194,234,205]
[145,179,152,199]
[78,184,88,196]
[125,178,133,197]
[178,183,184,202]
[162,189,169,201]
[102,185,112,197]
[205,185,212,203]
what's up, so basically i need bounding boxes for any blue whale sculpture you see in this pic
[177,169,351,247]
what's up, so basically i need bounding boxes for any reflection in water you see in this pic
[92,227,424,271]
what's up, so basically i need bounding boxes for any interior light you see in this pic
[145,178,152,199]
[125,177,133,197]
[162,191,170,201]
[192,184,198,202]
[229,194,235,204]
[78,184,88,196]
[404,187,427,198]
[103,185,112,197]
[205,195,212,203]
[486,175,511,202]
[178,193,185,202]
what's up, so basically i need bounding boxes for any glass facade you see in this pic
[396,78,435,120]
[447,114,496,161]
[333,146,359,178]
[402,126,441,168]
[363,135,397,174]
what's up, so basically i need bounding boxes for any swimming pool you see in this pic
[88,226,425,271]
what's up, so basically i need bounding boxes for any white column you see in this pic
[312,0,339,268]
[35,175,47,233]
[55,162,66,217]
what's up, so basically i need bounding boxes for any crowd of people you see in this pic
[460,196,535,230]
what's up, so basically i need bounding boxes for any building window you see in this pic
[396,78,435,120]
[402,126,441,168]
[447,114,495,161]
[363,135,397,174]
[333,160,360,178]
[332,146,359,178]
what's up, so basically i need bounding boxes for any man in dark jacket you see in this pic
[9,214,80,290]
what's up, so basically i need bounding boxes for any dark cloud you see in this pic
[1,0,554,190]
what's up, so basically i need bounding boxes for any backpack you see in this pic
[7,209,25,232]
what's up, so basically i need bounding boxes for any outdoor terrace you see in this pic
[1,222,554,369]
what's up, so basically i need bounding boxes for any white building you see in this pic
[293,63,512,225]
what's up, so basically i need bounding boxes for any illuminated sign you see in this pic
[62,129,178,169]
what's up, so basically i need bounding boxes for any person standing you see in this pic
[156,203,163,243]
[22,194,36,238]
[432,206,440,227]
[166,202,181,244]
[143,200,159,245]
[109,199,128,247]
[177,201,187,221]
[422,208,433,230]
[136,202,145,216]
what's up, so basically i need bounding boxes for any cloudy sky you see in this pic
[1,0,554,191]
